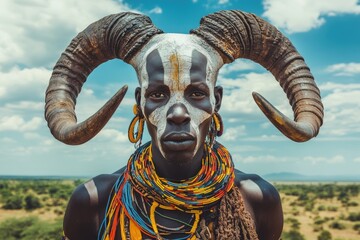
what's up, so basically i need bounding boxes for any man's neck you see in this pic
[151,144,204,181]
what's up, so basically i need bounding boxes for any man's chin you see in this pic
[160,142,205,165]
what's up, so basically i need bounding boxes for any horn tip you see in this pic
[121,84,128,92]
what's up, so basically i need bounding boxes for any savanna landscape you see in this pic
[0,178,359,240]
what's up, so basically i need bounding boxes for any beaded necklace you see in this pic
[98,141,235,240]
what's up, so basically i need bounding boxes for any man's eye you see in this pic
[190,91,205,98]
[150,92,166,99]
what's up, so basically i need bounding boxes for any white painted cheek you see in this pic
[188,81,217,154]
[206,76,216,111]
[149,105,167,149]
[148,97,175,156]
[185,102,211,155]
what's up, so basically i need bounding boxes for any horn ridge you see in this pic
[45,12,162,145]
[192,10,324,142]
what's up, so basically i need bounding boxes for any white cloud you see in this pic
[0,0,136,70]
[236,154,289,164]
[0,115,42,132]
[218,72,291,116]
[0,137,16,143]
[319,82,360,137]
[5,101,43,111]
[98,129,128,142]
[245,134,286,142]
[0,67,50,101]
[219,59,258,76]
[354,157,360,163]
[204,0,232,8]
[326,62,360,76]
[320,82,360,92]
[24,132,43,140]
[149,7,163,14]
[218,0,229,4]
[303,155,345,165]
[222,125,247,141]
[263,0,360,33]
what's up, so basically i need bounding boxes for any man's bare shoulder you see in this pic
[69,168,125,206]
[234,169,283,240]
[63,168,125,240]
[234,170,280,203]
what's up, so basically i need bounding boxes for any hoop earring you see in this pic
[213,112,223,137]
[206,112,223,148]
[128,104,145,148]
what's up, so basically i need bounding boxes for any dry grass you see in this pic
[279,182,360,240]
[0,207,60,222]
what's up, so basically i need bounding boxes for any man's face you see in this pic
[133,34,223,163]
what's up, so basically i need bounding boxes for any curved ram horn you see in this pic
[45,13,162,145]
[191,10,323,142]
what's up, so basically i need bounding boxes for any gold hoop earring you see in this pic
[128,104,145,147]
[206,112,224,148]
[213,112,223,137]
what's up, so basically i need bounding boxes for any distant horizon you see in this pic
[1,172,360,182]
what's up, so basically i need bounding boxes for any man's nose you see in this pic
[167,103,190,125]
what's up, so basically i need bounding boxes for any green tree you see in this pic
[0,217,62,240]
[286,218,301,230]
[21,219,62,240]
[353,223,360,233]
[329,221,346,230]
[0,188,12,202]
[337,190,350,204]
[0,217,37,239]
[348,212,360,221]
[318,184,335,199]
[282,230,305,240]
[318,230,332,240]
[24,193,42,210]
[3,195,23,209]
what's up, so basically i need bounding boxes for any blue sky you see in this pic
[0,0,359,177]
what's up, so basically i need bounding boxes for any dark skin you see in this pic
[64,171,283,239]
[63,51,283,239]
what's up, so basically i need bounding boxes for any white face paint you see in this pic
[130,34,223,159]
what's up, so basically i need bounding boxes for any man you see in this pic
[45,10,323,240]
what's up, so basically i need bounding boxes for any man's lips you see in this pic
[162,132,195,151]
[163,132,195,142]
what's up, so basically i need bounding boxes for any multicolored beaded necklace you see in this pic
[98,141,235,240]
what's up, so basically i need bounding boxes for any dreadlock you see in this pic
[215,185,259,240]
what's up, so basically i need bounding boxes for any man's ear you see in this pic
[135,87,144,117]
[214,86,223,112]
[135,87,141,106]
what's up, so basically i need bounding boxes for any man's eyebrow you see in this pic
[185,82,210,93]
[189,82,209,88]
[145,83,169,93]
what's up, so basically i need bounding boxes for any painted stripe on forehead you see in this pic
[146,49,164,84]
[145,49,165,118]
[190,50,207,83]
[169,53,180,89]
[189,49,213,115]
